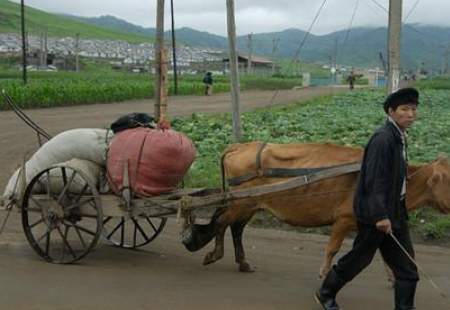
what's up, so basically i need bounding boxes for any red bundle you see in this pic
[107,127,196,197]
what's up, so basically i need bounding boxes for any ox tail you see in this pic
[220,151,228,193]
[220,143,246,192]
[181,207,228,252]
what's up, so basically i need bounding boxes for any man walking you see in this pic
[203,71,213,96]
[347,71,356,90]
[316,88,420,310]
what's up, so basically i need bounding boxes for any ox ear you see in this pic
[427,173,441,188]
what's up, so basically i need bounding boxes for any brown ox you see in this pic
[182,141,450,277]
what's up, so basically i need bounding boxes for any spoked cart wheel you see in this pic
[102,216,166,249]
[21,165,103,263]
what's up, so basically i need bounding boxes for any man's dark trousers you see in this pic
[335,221,419,283]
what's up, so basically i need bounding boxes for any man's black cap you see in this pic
[383,87,419,114]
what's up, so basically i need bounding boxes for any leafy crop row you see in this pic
[172,89,450,239]
[0,72,303,110]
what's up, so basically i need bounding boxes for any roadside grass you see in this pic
[413,77,450,90]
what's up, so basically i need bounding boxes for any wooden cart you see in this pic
[1,159,359,264]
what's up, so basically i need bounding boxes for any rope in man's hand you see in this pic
[389,232,450,309]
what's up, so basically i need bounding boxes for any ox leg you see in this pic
[181,207,227,252]
[203,224,227,266]
[231,219,255,273]
[319,220,353,279]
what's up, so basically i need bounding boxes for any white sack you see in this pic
[3,128,113,199]
[31,159,104,195]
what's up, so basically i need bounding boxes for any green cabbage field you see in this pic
[173,88,450,239]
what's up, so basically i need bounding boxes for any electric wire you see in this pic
[344,0,362,47]
[404,0,421,22]
[265,0,328,111]
[336,0,362,75]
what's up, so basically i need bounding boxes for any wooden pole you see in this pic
[430,41,436,77]
[441,43,446,76]
[247,33,253,75]
[170,0,178,95]
[160,49,168,121]
[226,0,242,142]
[39,28,44,69]
[333,36,338,83]
[75,32,80,72]
[447,42,450,76]
[387,0,402,94]
[20,0,27,85]
[271,38,280,76]
[154,0,165,119]
[43,28,47,68]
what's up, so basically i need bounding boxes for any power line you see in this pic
[403,0,420,22]
[344,0,362,47]
[266,0,329,110]
[336,0,362,69]
[369,0,441,44]
[285,0,328,74]
[369,0,388,14]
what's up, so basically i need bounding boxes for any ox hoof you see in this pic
[203,252,220,266]
[319,267,330,279]
[239,261,255,273]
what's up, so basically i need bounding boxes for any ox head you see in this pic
[426,156,450,214]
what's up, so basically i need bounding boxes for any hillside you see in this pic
[68,14,450,71]
[0,0,150,42]
[2,0,449,71]
[66,15,230,50]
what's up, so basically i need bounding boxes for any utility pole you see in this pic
[170,0,178,95]
[39,28,45,69]
[333,36,338,83]
[20,0,27,85]
[271,38,280,76]
[247,33,253,75]
[226,0,242,142]
[154,0,165,119]
[43,28,47,68]
[333,36,338,70]
[430,41,435,77]
[441,43,445,76]
[447,42,450,76]
[387,0,402,94]
[75,33,80,72]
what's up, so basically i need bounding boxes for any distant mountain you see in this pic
[63,14,156,37]
[64,14,229,49]
[1,0,448,71]
[68,14,449,70]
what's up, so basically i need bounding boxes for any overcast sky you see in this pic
[11,0,450,36]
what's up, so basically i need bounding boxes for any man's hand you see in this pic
[376,219,392,234]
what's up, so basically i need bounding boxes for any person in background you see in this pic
[315,88,420,310]
[347,71,356,90]
[203,71,213,96]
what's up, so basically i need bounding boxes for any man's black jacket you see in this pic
[353,120,408,228]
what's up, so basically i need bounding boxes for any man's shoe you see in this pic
[315,268,346,310]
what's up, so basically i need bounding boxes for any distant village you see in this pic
[0,33,277,76]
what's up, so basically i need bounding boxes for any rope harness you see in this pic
[225,142,360,187]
